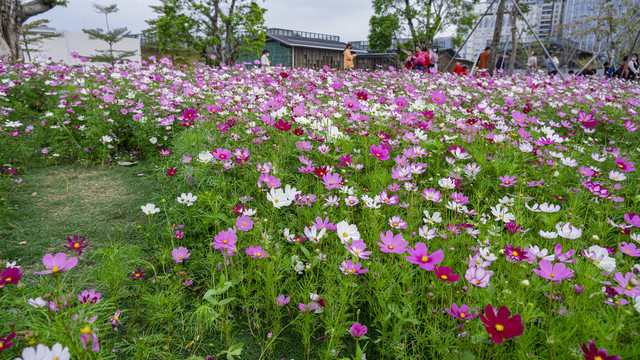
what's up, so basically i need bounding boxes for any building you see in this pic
[238,28,365,69]
[23,27,141,64]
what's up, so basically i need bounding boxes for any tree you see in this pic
[82,3,137,65]
[0,0,66,62]
[507,0,518,74]
[146,0,267,65]
[368,14,400,52]
[369,0,478,50]
[143,0,197,62]
[487,0,506,74]
[20,18,61,61]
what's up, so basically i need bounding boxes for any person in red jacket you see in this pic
[452,62,468,76]
[413,47,431,72]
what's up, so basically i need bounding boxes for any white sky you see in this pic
[31,0,376,42]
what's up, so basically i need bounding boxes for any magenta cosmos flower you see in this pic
[0,267,22,288]
[172,247,191,263]
[435,266,459,282]
[405,242,444,271]
[322,172,343,190]
[624,212,640,228]
[349,322,367,338]
[480,304,524,344]
[245,245,269,258]
[580,340,621,360]
[446,303,479,320]
[370,144,390,160]
[618,242,640,257]
[276,294,290,306]
[376,230,408,254]
[64,234,90,255]
[499,175,517,187]
[34,253,78,275]
[235,215,254,231]
[614,156,635,173]
[533,260,574,283]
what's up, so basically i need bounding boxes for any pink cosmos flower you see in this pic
[298,302,319,312]
[465,267,493,288]
[34,253,78,275]
[580,340,621,360]
[245,245,269,258]
[553,244,577,263]
[339,260,368,275]
[349,322,367,338]
[377,230,408,254]
[435,266,459,282]
[446,303,479,320]
[405,242,444,271]
[347,240,372,259]
[613,272,640,297]
[322,172,343,190]
[172,247,191,263]
[421,188,442,203]
[0,267,22,288]
[110,311,124,331]
[499,175,517,187]
[388,215,408,229]
[618,242,640,257]
[212,148,231,161]
[80,326,99,351]
[236,215,254,231]
[533,260,574,283]
[370,144,390,160]
[277,294,290,306]
[212,228,237,251]
[624,212,640,228]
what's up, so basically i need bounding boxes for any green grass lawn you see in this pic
[0,163,157,274]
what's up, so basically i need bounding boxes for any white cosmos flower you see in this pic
[101,135,113,143]
[141,203,160,215]
[527,245,555,261]
[4,121,22,127]
[608,170,627,181]
[336,221,360,245]
[591,153,607,162]
[635,296,640,313]
[498,196,515,206]
[583,245,616,272]
[304,226,326,243]
[438,177,456,189]
[479,247,497,261]
[561,156,578,167]
[241,208,257,216]
[539,230,558,239]
[198,151,214,163]
[525,203,540,212]
[16,343,70,360]
[267,188,292,209]
[540,203,560,213]
[555,222,582,239]
[423,210,442,224]
[28,297,47,308]
[176,192,197,206]
[490,204,515,222]
[418,225,437,240]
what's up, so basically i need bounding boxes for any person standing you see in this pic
[546,52,559,75]
[428,46,439,72]
[343,43,357,70]
[627,53,638,80]
[413,47,430,72]
[260,50,271,67]
[477,47,490,70]
[527,51,537,75]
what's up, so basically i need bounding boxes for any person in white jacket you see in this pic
[627,53,638,80]
[260,50,271,67]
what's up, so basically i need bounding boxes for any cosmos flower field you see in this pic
[1,57,640,359]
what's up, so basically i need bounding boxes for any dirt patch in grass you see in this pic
[0,164,157,272]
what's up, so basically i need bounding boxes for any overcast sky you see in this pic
[31,0,375,42]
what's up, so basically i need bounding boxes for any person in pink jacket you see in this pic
[343,43,356,69]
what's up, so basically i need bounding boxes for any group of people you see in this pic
[401,46,439,72]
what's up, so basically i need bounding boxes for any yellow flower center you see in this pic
[242,222,247,226]
[441,275,448,280]
[274,199,279,203]
[114,316,119,321]
[594,357,603,360]
[459,313,466,318]
[626,286,633,290]
[5,277,11,282]
[354,251,360,255]
[178,255,183,258]
[495,324,504,332]
[393,222,398,226]
[388,245,394,250]
[256,253,262,257]
[135,273,140,277]
[343,232,348,237]
[594,260,600,264]
[512,251,518,256]
[81,326,92,335]
[74,243,80,248]
[223,239,228,244]
[550,273,555,278]
[52,266,60,273]
[421,256,429,263]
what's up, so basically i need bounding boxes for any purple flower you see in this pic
[624,212,640,228]
[614,156,635,173]
[276,294,290,306]
[446,303,479,320]
[498,175,517,187]
[405,242,444,271]
[298,302,319,312]
[339,260,368,275]
[322,172,343,190]
[465,267,493,288]
[80,326,99,352]
[245,246,269,258]
[580,179,611,198]
[533,260,574,283]
[370,144,390,160]
[421,188,442,203]
[580,340,621,360]
[172,247,191,263]
[618,242,640,257]
[376,230,408,254]
[34,253,78,275]
[78,289,101,304]
[435,266,459,282]
[349,322,367,338]
[235,215,254,231]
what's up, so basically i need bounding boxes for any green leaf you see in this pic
[218,297,236,307]
[300,245,311,260]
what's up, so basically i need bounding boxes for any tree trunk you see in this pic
[508,1,518,75]
[403,0,418,48]
[487,0,506,74]
[1,0,55,61]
